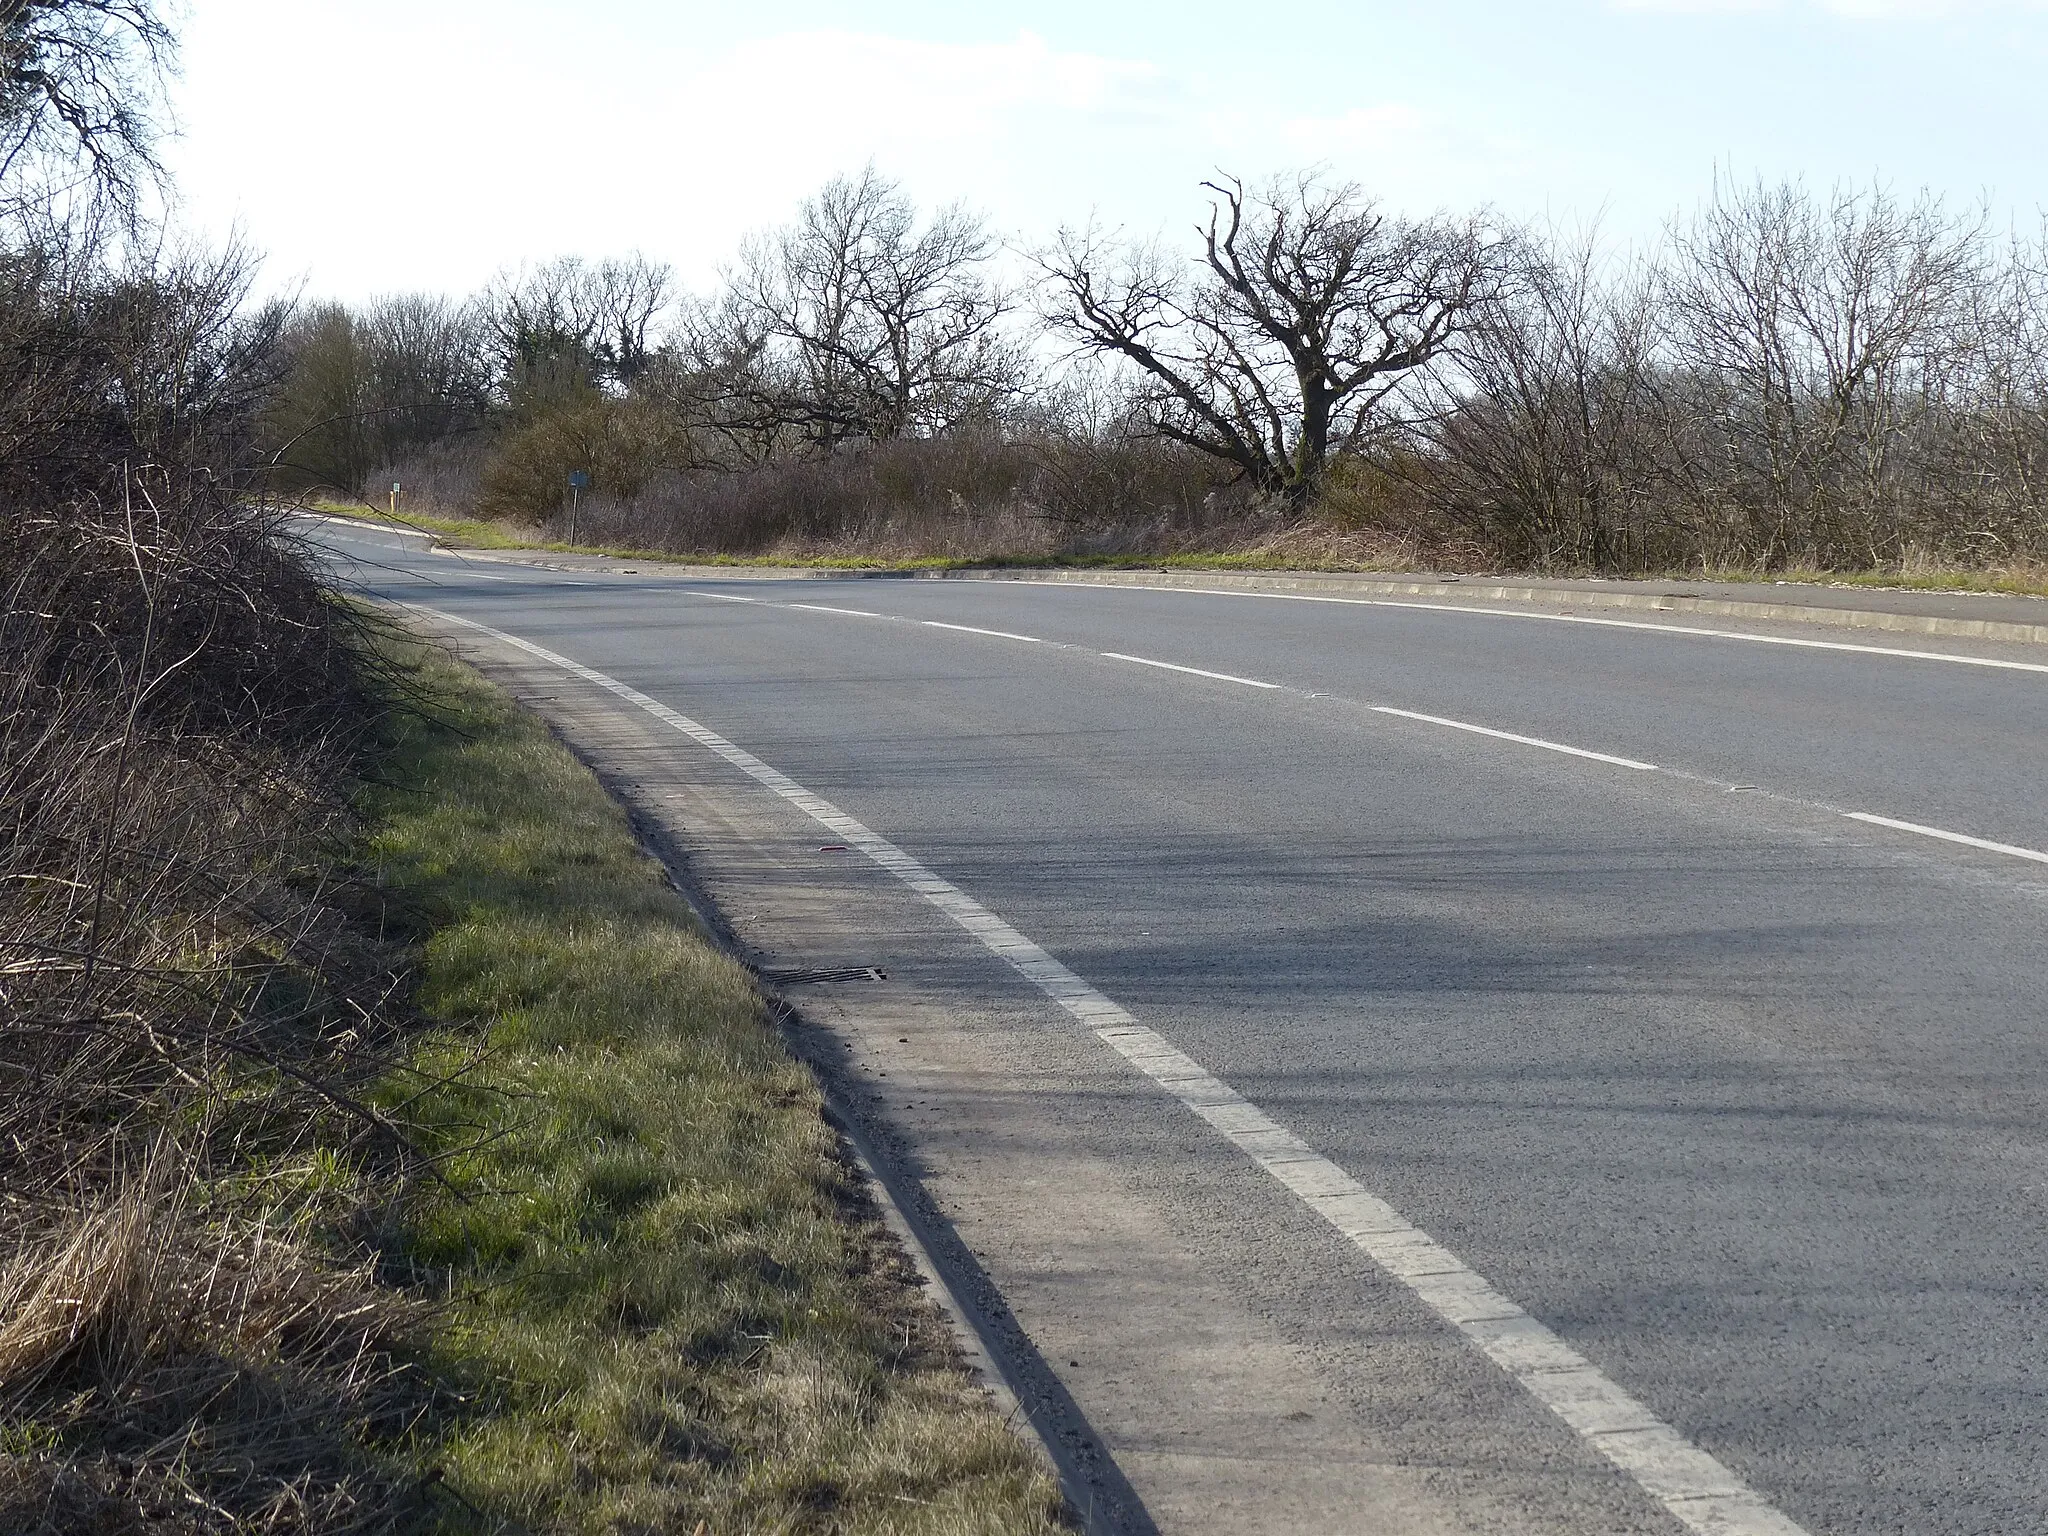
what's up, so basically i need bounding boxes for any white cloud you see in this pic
[162,9,1496,300]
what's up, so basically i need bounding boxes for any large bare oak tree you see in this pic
[1039,173,1510,507]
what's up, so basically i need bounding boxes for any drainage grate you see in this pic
[760,966,889,985]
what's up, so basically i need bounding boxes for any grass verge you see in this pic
[312,503,2048,596]
[364,637,1065,1534]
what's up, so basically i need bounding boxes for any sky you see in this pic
[160,0,2048,304]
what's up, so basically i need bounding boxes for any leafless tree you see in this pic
[1911,221,2048,557]
[1431,230,1669,567]
[483,253,673,404]
[1038,173,1511,508]
[706,166,1021,449]
[1662,178,1987,564]
[0,0,173,221]
[264,291,493,494]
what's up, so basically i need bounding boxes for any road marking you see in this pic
[1015,581,2048,676]
[293,512,436,539]
[664,588,2046,883]
[404,600,1810,1536]
[1371,706,1660,771]
[1101,651,1281,689]
[787,602,887,618]
[684,590,758,602]
[1844,811,2048,866]
[923,620,1046,644]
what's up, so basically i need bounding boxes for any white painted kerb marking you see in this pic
[922,620,1046,644]
[1100,651,1282,689]
[410,600,1808,1536]
[1844,811,2048,866]
[1372,706,1660,771]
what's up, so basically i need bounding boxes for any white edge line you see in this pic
[402,597,1809,1536]
[787,602,887,618]
[922,620,1046,644]
[1100,651,1281,689]
[1844,811,2048,866]
[292,511,436,538]
[1373,706,1659,771]
[1003,579,2048,676]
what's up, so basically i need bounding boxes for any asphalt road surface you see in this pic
[311,519,2048,1536]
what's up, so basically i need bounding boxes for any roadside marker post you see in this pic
[390,480,400,519]
[567,469,589,544]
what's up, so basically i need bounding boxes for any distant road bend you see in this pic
[313,519,2048,1536]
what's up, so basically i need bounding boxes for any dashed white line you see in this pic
[1372,706,1660,771]
[787,602,887,618]
[1844,812,2048,866]
[1100,651,1282,689]
[404,601,1811,1536]
[922,620,1046,644]
[684,589,758,603]
[680,586,2048,884]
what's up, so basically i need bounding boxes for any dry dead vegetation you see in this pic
[0,197,437,1527]
[0,217,1062,1535]
[0,480,436,1532]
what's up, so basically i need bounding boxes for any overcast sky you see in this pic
[161,0,2048,303]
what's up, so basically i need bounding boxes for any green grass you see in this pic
[362,641,1065,1535]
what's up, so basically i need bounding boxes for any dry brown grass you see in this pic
[0,477,441,1533]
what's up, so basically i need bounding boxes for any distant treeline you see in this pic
[264,168,2048,575]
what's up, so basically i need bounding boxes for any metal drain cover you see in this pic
[760,966,889,985]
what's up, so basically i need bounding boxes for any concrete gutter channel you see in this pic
[627,803,1137,1534]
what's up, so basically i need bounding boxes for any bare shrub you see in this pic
[478,391,684,521]
[371,433,489,519]
[0,227,437,1532]
[558,428,1254,560]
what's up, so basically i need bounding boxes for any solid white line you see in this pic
[1372,706,1660,771]
[684,590,758,603]
[922,620,1046,644]
[1101,651,1282,689]
[1843,811,2048,866]
[1007,580,2048,676]
[404,599,1808,1536]
[293,511,436,538]
[787,602,886,618]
